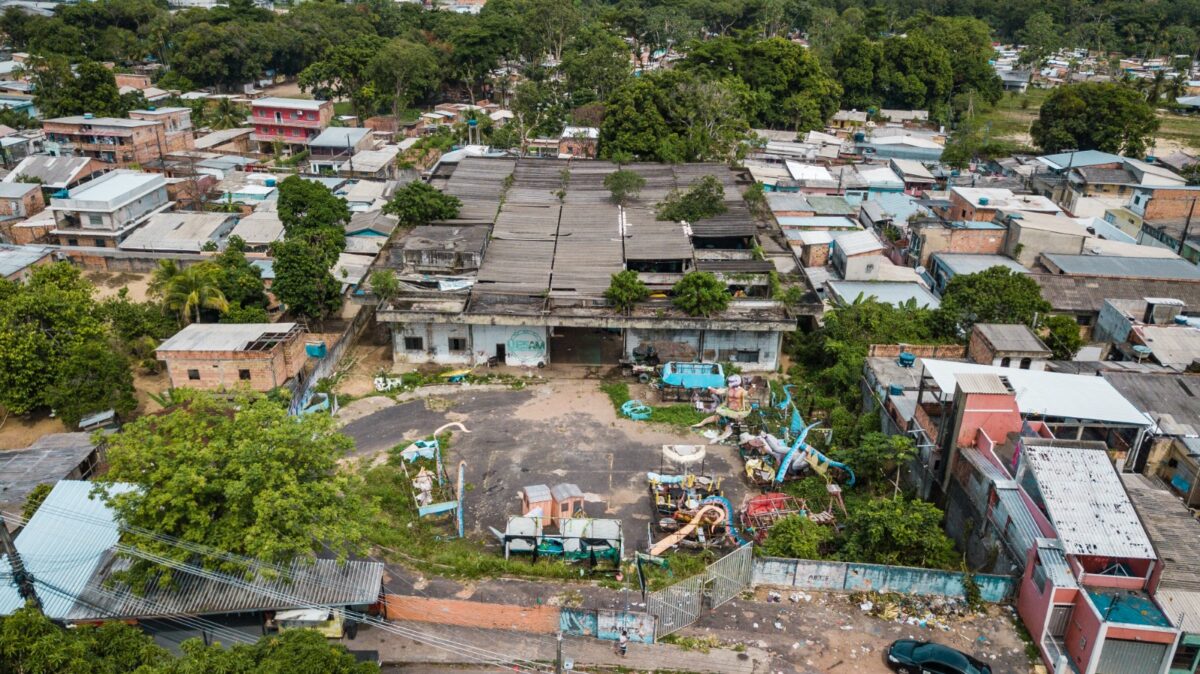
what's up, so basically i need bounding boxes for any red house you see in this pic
[250,97,334,154]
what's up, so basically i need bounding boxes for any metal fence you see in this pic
[288,307,373,415]
[646,544,754,639]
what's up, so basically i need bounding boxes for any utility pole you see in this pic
[1177,197,1198,257]
[0,518,39,609]
[555,631,564,674]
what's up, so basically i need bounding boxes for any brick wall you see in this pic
[914,226,1005,267]
[162,333,306,392]
[867,344,968,358]
[967,329,995,364]
[382,595,559,633]
[1145,188,1200,220]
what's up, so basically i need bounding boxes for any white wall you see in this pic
[472,324,548,367]
[699,330,782,372]
[392,323,472,365]
[625,328,701,361]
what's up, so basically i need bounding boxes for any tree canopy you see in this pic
[96,391,377,591]
[605,270,649,313]
[656,175,727,223]
[840,496,958,569]
[934,267,1052,338]
[671,271,731,317]
[383,181,463,227]
[272,177,349,321]
[1030,83,1160,156]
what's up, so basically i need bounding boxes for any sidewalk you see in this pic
[347,622,770,674]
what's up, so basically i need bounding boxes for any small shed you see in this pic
[550,483,585,525]
[521,484,553,526]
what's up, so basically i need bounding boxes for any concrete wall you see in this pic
[472,324,548,367]
[699,330,781,372]
[753,557,1015,603]
[912,225,1005,268]
[867,344,968,359]
[392,322,473,365]
[1007,223,1084,268]
[625,328,701,362]
[560,608,655,643]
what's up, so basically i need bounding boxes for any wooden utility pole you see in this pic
[0,518,39,609]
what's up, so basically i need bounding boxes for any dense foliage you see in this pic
[96,391,377,591]
[604,269,650,312]
[1030,82,1160,155]
[271,176,349,320]
[671,271,731,317]
[384,180,463,227]
[655,175,727,223]
[0,606,378,674]
[934,266,1052,337]
[0,263,137,424]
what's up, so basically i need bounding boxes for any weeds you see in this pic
[599,380,708,430]
[658,634,722,653]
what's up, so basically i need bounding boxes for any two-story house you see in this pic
[42,109,195,169]
[250,97,334,154]
[47,170,170,247]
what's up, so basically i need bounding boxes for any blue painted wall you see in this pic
[754,556,1015,603]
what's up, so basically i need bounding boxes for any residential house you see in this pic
[4,156,110,193]
[340,145,403,180]
[0,433,103,513]
[0,181,43,221]
[0,243,52,280]
[908,220,1007,269]
[830,109,868,130]
[42,110,194,169]
[346,209,399,238]
[829,229,884,278]
[249,97,334,153]
[193,127,255,154]
[889,158,936,193]
[307,127,374,173]
[967,323,1051,370]
[227,208,283,252]
[826,280,940,308]
[558,126,599,159]
[1034,275,1200,333]
[155,322,308,392]
[928,253,1029,295]
[999,211,1091,267]
[857,134,944,161]
[116,211,237,254]
[47,170,169,247]
[942,187,1061,222]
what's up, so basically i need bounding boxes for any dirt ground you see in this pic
[0,414,68,449]
[684,587,1035,674]
[85,271,153,302]
[335,344,395,398]
[337,378,747,547]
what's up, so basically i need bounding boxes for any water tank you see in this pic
[979,197,990,205]
[83,112,94,120]
[305,342,327,358]
[1176,315,1190,325]
[265,177,277,187]
[853,132,865,142]
[897,352,916,368]
[887,383,904,396]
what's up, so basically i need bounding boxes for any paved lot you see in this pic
[338,379,747,550]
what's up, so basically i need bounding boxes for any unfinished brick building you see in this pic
[43,108,195,169]
[155,323,308,392]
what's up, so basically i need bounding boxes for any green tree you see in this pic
[207,97,250,130]
[21,483,51,521]
[604,270,649,313]
[559,23,632,104]
[878,33,954,118]
[833,432,916,492]
[603,169,646,205]
[96,391,377,591]
[840,496,958,569]
[31,56,142,118]
[1030,82,1159,155]
[0,263,107,416]
[299,36,386,120]
[154,262,231,324]
[369,39,439,121]
[1041,314,1084,360]
[935,267,1051,337]
[1181,164,1200,186]
[212,236,268,311]
[914,17,1002,107]
[656,175,727,222]
[831,33,883,110]
[1017,12,1060,66]
[46,340,136,426]
[383,181,462,227]
[671,271,731,317]
[277,176,351,245]
[219,304,271,324]
[761,515,833,559]
[271,238,343,321]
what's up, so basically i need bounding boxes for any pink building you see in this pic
[931,371,1182,674]
[249,97,334,154]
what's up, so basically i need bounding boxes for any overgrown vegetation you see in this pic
[671,271,731,317]
[599,380,707,429]
[604,270,649,313]
[655,176,726,223]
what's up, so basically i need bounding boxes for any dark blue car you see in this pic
[886,639,993,674]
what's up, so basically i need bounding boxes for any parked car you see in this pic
[885,639,992,674]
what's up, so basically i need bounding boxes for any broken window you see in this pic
[448,337,467,352]
[404,337,423,351]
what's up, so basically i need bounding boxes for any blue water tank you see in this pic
[887,383,904,396]
[897,352,916,368]
[1175,315,1190,325]
[305,342,327,358]
[265,178,277,187]
[853,132,866,142]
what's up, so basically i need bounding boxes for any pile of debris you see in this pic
[850,591,976,631]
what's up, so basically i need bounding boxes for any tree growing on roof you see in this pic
[604,270,650,313]
[383,181,463,228]
[934,267,1051,338]
[655,175,727,222]
[369,269,401,304]
[1030,82,1159,155]
[1040,314,1085,360]
[96,390,377,593]
[603,169,646,206]
[670,271,731,317]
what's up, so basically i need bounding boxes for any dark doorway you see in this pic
[550,328,622,365]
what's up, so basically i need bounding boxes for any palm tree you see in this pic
[162,263,230,324]
[208,98,249,130]
[149,259,181,297]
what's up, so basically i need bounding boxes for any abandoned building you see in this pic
[376,158,810,371]
[155,322,308,392]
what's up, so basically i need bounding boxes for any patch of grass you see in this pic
[599,380,707,429]
[1155,112,1200,151]
[637,550,716,591]
[332,101,354,116]
[970,88,1050,140]
[360,435,588,582]
[658,634,721,653]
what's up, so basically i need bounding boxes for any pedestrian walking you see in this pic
[617,630,629,657]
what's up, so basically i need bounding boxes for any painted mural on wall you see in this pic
[506,329,547,366]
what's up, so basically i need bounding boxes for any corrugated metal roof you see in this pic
[0,480,135,620]
[1036,544,1078,588]
[975,323,1050,355]
[1043,254,1200,280]
[0,434,97,511]
[1121,473,1200,593]
[69,554,383,620]
[827,281,940,309]
[992,486,1043,566]
[1132,326,1200,367]
[156,323,298,352]
[0,244,52,278]
[1024,444,1155,559]
[956,373,1012,395]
